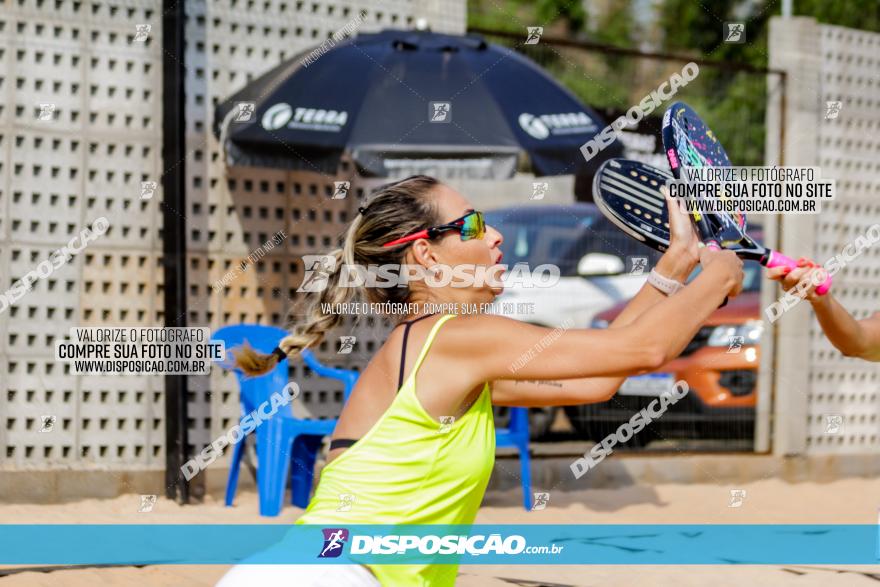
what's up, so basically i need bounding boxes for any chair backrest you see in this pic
[507,407,530,439]
[211,324,291,415]
[212,324,361,418]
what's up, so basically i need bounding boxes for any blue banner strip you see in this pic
[2,525,878,565]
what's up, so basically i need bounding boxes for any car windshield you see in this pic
[484,209,600,274]
[687,260,762,292]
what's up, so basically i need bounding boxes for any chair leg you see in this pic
[518,441,532,511]
[255,417,292,517]
[290,435,323,508]
[225,427,247,507]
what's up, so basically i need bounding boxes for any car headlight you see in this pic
[591,318,609,329]
[706,319,764,347]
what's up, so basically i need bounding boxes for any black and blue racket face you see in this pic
[593,158,674,252]
[662,102,732,172]
[661,102,746,245]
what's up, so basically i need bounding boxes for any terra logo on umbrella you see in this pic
[517,112,598,140]
[260,103,349,132]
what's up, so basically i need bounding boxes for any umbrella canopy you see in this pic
[213,28,621,180]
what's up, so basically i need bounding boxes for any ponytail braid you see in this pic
[230,175,440,377]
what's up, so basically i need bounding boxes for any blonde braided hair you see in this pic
[231,175,441,376]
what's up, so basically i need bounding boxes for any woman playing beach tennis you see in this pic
[216,175,743,586]
[767,260,880,361]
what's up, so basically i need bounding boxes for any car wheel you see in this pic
[493,405,511,429]
[493,405,559,441]
[527,406,557,440]
[563,405,650,448]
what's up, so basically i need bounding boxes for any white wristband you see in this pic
[647,268,684,295]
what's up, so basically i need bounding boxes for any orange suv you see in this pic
[564,260,763,446]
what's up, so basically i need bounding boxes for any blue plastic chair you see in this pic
[211,325,356,516]
[495,407,532,510]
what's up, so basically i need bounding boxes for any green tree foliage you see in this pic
[534,0,586,35]
[468,0,586,35]
[656,0,880,163]
[468,0,880,165]
[469,0,637,108]
[781,0,880,34]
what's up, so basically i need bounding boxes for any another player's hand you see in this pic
[766,257,826,303]
[699,246,744,298]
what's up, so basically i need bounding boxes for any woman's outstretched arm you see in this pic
[489,191,717,406]
[491,199,701,406]
[811,295,880,361]
[442,247,743,395]
[768,263,880,361]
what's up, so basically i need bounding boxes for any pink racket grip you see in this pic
[766,250,832,296]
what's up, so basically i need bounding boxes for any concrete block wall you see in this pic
[0,0,465,483]
[766,17,880,456]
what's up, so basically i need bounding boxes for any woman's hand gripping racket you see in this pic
[594,158,826,300]
[661,101,832,295]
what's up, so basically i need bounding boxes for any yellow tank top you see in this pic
[295,314,496,586]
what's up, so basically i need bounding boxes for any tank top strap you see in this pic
[408,313,458,378]
[398,312,441,389]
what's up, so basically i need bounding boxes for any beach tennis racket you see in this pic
[593,158,814,305]
[662,101,831,295]
[593,158,729,306]
[661,101,742,248]
[593,158,741,256]
[592,158,676,253]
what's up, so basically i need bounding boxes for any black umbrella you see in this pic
[213,28,621,180]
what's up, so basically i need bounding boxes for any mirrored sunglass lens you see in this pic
[461,213,484,240]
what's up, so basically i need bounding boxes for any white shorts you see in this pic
[215,563,381,587]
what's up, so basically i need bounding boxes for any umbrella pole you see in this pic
[161,0,201,504]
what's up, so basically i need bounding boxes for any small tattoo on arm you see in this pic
[516,379,563,388]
